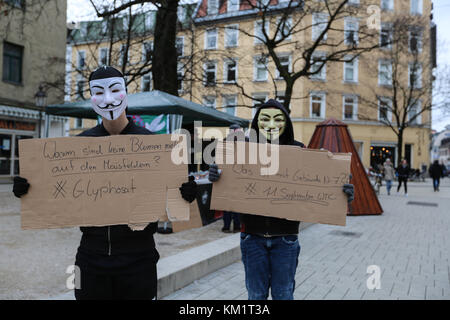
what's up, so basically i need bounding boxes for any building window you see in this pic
[309,52,326,81]
[381,0,394,11]
[222,95,237,116]
[205,29,218,50]
[408,63,422,89]
[101,20,109,35]
[276,55,291,80]
[344,17,359,46]
[252,93,268,117]
[254,56,268,81]
[203,61,217,87]
[177,6,185,23]
[410,0,422,15]
[142,41,153,62]
[99,48,109,66]
[378,97,392,122]
[343,57,358,83]
[208,0,219,15]
[119,44,129,66]
[408,100,422,125]
[5,0,25,9]
[228,0,239,12]
[409,27,423,53]
[225,25,239,48]
[224,59,237,83]
[74,118,83,129]
[255,20,269,45]
[343,95,358,120]
[177,62,184,92]
[176,37,184,56]
[203,96,216,108]
[276,17,292,41]
[380,23,393,49]
[276,92,285,106]
[76,80,85,99]
[310,92,326,118]
[348,0,360,5]
[312,13,328,41]
[378,60,392,86]
[2,42,23,84]
[77,50,86,70]
[145,11,155,31]
[142,73,152,92]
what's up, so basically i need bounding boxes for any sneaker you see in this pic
[405,193,408,197]
[221,227,231,233]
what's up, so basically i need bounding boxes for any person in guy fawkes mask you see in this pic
[208,99,354,300]
[12,66,197,300]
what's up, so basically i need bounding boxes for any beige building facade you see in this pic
[68,0,435,170]
[0,0,68,179]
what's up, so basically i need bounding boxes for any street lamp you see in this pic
[34,85,47,138]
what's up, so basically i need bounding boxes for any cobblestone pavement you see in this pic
[164,179,450,300]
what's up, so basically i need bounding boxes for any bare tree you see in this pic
[189,0,383,113]
[340,15,450,166]
[86,0,184,96]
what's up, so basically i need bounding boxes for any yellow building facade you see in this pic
[68,0,434,170]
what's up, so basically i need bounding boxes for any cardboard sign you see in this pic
[19,134,189,230]
[210,142,351,226]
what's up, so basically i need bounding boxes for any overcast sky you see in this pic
[67,0,450,132]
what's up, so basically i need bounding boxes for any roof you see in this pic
[45,90,249,128]
[308,117,383,216]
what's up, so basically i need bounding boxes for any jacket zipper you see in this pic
[107,226,112,256]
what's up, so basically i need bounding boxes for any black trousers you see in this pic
[397,177,408,193]
[74,264,157,300]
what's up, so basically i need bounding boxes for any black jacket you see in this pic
[396,165,410,179]
[240,100,305,236]
[429,162,443,179]
[76,118,159,262]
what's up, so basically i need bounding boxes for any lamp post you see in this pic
[34,85,47,138]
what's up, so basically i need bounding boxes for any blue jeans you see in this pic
[240,233,301,300]
[386,180,392,194]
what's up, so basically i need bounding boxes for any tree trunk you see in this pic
[283,81,294,114]
[153,0,179,96]
[397,129,404,168]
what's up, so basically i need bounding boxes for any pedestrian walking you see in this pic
[429,160,444,191]
[383,158,395,195]
[396,159,410,197]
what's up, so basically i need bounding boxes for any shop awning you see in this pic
[46,90,250,128]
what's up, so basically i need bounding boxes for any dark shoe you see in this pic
[222,227,231,233]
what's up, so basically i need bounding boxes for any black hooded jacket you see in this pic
[240,99,305,236]
[75,118,159,274]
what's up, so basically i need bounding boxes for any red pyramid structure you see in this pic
[307,118,383,215]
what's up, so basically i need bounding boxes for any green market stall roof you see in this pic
[46,90,250,128]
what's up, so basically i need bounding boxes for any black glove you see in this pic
[179,176,197,203]
[13,176,30,198]
[343,183,354,203]
[208,164,221,182]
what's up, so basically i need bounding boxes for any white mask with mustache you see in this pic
[89,77,128,120]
